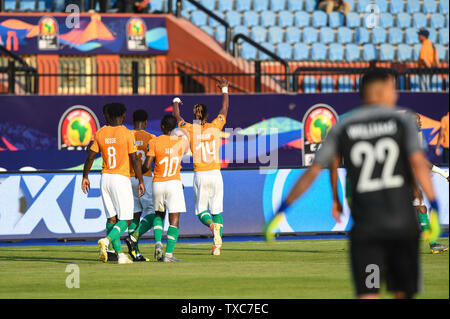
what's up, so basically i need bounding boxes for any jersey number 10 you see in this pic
[159,156,180,178]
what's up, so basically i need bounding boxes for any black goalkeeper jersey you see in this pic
[314,106,423,240]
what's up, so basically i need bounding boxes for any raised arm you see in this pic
[216,78,230,119]
[82,149,97,194]
[172,97,184,123]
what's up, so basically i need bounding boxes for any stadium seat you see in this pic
[363,43,378,60]
[374,0,388,13]
[406,27,420,44]
[311,43,327,60]
[397,44,413,61]
[251,26,267,42]
[356,27,370,44]
[431,75,443,91]
[192,11,207,26]
[428,28,437,43]
[345,44,360,61]
[4,0,17,10]
[200,0,215,11]
[209,12,225,27]
[372,27,386,44]
[346,12,360,28]
[303,27,318,43]
[295,11,309,27]
[410,75,421,91]
[338,76,353,92]
[303,76,317,93]
[319,27,334,44]
[440,1,449,14]
[312,11,327,27]
[270,0,285,11]
[261,10,276,27]
[380,44,395,60]
[439,28,449,45]
[218,0,234,12]
[293,43,309,60]
[397,12,412,28]
[236,0,251,11]
[286,26,301,43]
[407,0,421,13]
[329,43,344,61]
[243,11,259,26]
[233,25,249,37]
[423,0,437,14]
[357,0,370,12]
[241,42,257,59]
[435,44,447,60]
[19,1,37,10]
[337,27,352,43]
[288,0,303,11]
[279,11,294,27]
[380,13,394,28]
[304,0,317,12]
[276,43,293,59]
[430,14,445,28]
[254,0,269,12]
[346,0,355,11]
[216,27,227,42]
[413,43,422,60]
[321,77,335,93]
[413,13,427,28]
[390,0,404,14]
[268,26,284,44]
[259,42,274,60]
[182,0,196,11]
[226,11,241,27]
[200,25,214,37]
[329,12,344,28]
[389,28,403,44]
[181,9,190,19]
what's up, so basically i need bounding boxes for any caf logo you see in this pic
[58,105,100,150]
[127,18,147,51]
[38,16,59,50]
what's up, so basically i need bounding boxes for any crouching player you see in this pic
[127,115,188,262]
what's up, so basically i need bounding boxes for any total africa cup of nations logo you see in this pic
[38,16,59,50]
[127,17,147,51]
[58,105,100,150]
[302,104,339,166]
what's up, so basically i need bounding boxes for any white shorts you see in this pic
[193,170,223,215]
[152,180,186,213]
[101,173,133,221]
[131,176,154,215]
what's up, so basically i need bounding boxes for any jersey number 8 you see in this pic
[107,146,116,169]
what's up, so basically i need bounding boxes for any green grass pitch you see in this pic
[0,238,448,299]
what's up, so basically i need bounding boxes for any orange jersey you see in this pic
[90,125,137,178]
[179,114,226,172]
[441,113,449,149]
[130,130,156,177]
[147,134,187,182]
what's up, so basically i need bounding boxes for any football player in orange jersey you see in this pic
[173,78,229,256]
[82,103,145,264]
[124,109,157,262]
[127,114,189,262]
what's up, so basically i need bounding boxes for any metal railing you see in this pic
[0,45,38,94]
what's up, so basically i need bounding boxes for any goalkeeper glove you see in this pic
[422,200,441,244]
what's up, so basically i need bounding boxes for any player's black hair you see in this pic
[194,103,208,121]
[133,109,148,122]
[161,114,178,133]
[105,103,126,119]
[102,104,109,117]
[359,69,392,99]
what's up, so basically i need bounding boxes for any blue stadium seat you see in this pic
[390,0,404,14]
[407,0,421,13]
[338,76,354,92]
[440,1,449,14]
[251,26,267,42]
[413,43,422,60]
[226,11,241,27]
[380,13,394,28]
[423,0,437,14]
[303,76,317,93]
[288,0,303,11]
[372,27,386,44]
[374,0,388,12]
[447,15,449,27]
[200,25,214,37]
[388,28,403,44]
[319,27,335,44]
[19,1,37,10]
[4,0,17,10]
[413,13,427,28]
[357,0,370,12]
[218,0,234,12]
[380,44,395,60]
[192,11,207,26]
[276,43,293,59]
[303,27,318,43]
[363,43,378,60]
[329,12,344,28]
[241,42,257,59]
[346,0,355,11]
[321,77,335,93]
[439,28,449,45]
[397,12,412,28]
[428,28,437,42]
[293,43,309,60]
[397,44,413,61]
[200,0,215,11]
[286,27,301,43]
[233,25,249,37]
[268,26,284,43]
[236,0,251,11]
[356,27,370,44]
[243,11,259,26]
[254,0,269,11]
[312,11,327,27]
[181,9,190,19]
[279,11,294,27]
[215,27,226,42]
[209,12,225,27]
[304,0,317,12]
[270,0,285,11]
[430,13,445,28]
[406,27,420,44]
[259,42,274,60]
[182,0,196,11]
[329,43,344,61]
[346,12,360,28]
[435,44,447,60]
[295,11,309,27]
[410,75,421,92]
[337,27,352,43]
[345,44,360,61]
[261,10,276,27]
[431,75,443,91]
[311,43,327,60]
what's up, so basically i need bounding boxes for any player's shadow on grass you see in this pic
[0,255,96,264]
[175,247,324,254]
